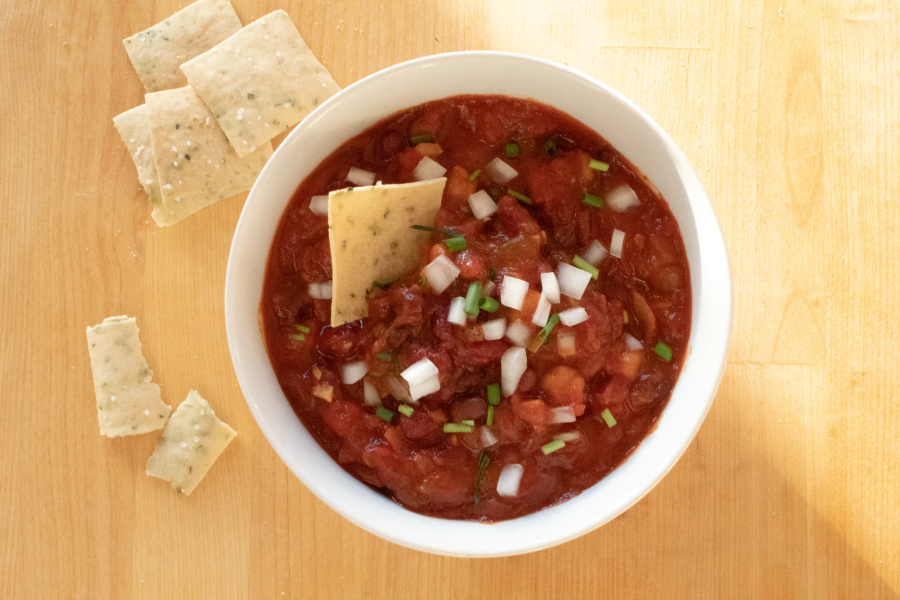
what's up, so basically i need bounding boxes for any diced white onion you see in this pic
[610,229,625,258]
[496,463,524,497]
[557,263,591,300]
[550,406,576,423]
[412,156,447,181]
[401,358,439,387]
[386,375,413,404]
[363,379,381,406]
[480,426,498,448]
[540,272,560,304]
[468,190,498,219]
[606,185,640,212]
[308,281,332,299]
[342,361,368,385]
[309,195,329,216]
[505,320,532,347]
[482,318,507,341]
[500,276,529,309]
[557,331,576,356]
[582,240,608,266]
[485,157,518,184]
[425,255,460,294]
[625,333,644,350]
[447,297,467,325]
[558,307,589,326]
[346,167,376,186]
[501,347,527,396]
[409,373,440,401]
[532,293,551,327]
[553,431,582,443]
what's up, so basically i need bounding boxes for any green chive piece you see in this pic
[461,419,475,426]
[539,313,560,342]
[289,333,305,341]
[410,133,433,145]
[582,192,604,208]
[445,236,467,252]
[478,297,500,312]
[419,276,428,286]
[464,281,482,316]
[573,255,599,280]
[544,139,557,156]
[487,384,500,406]
[474,449,491,504]
[398,405,414,417]
[488,267,497,280]
[505,143,520,157]
[376,352,392,361]
[601,408,617,428]
[372,277,394,289]
[486,405,495,427]
[541,439,566,455]
[654,342,673,362]
[508,189,532,204]
[295,324,310,333]
[468,169,481,181]
[410,224,460,237]
[443,423,474,433]
[376,407,394,422]
[589,159,610,172]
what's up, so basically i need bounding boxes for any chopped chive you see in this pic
[654,341,673,362]
[419,276,428,286]
[410,133,433,145]
[410,224,460,237]
[488,267,497,280]
[478,297,500,312]
[398,405,414,417]
[289,333,305,341]
[541,439,566,455]
[443,423,474,433]
[376,407,394,422]
[582,192,604,208]
[376,352,392,361]
[445,236,467,252]
[486,405,494,427]
[508,189,532,204]
[505,143,520,157]
[487,383,500,406]
[468,169,481,181]
[543,139,557,156]
[461,419,475,426]
[372,277,394,289]
[295,324,310,333]
[589,159,610,172]
[464,281,482,316]
[538,313,560,342]
[601,408,617,427]
[573,255,599,280]
[474,449,491,504]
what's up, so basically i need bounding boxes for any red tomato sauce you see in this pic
[261,95,691,521]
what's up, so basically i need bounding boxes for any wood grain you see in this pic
[1,0,898,598]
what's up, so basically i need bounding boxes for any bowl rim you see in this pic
[226,50,733,556]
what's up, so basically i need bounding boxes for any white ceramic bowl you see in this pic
[225,51,732,557]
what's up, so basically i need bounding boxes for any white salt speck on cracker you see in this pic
[275,51,281,57]
[194,424,200,430]
[173,161,178,166]
[242,140,247,145]
[171,146,177,151]
[129,138,136,143]
[163,184,172,189]
[284,103,291,108]
[181,442,187,448]
[186,141,191,146]
[194,436,199,442]
[111,395,117,401]
[144,410,150,415]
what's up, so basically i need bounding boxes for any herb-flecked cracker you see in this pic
[180,10,341,158]
[113,104,163,206]
[86,316,172,437]
[146,390,237,495]
[122,0,243,92]
[146,85,273,205]
[328,178,447,327]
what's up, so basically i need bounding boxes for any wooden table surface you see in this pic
[2,0,898,598]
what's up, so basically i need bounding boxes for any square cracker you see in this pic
[86,316,172,437]
[146,85,272,205]
[146,390,237,495]
[180,10,341,158]
[122,0,243,92]
[328,178,447,327]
